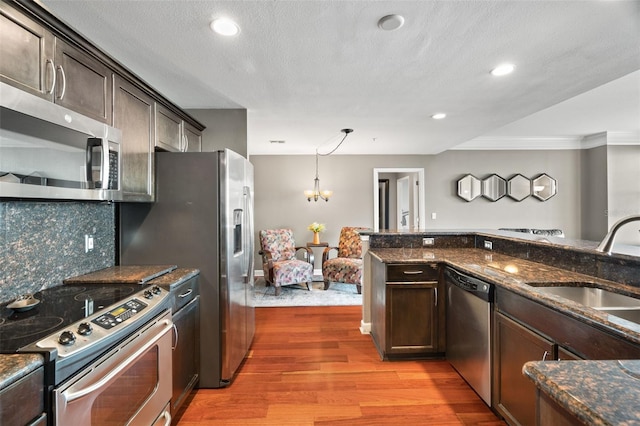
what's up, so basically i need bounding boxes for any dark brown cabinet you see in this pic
[493,312,554,426]
[183,121,202,152]
[169,276,200,417]
[113,75,154,201]
[156,105,203,152]
[0,366,46,426]
[0,1,112,124]
[53,37,112,124]
[0,1,53,98]
[371,259,444,360]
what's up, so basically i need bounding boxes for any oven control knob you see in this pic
[59,330,76,346]
[77,322,93,336]
[144,290,153,299]
[152,285,161,295]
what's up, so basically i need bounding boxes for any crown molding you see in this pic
[452,132,639,151]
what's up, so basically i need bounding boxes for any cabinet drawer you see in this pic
[386,263,438,282]
[172,276,198,311]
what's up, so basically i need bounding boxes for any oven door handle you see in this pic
[61,319,173,405]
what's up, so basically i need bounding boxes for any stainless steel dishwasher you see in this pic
[445,267,494,406]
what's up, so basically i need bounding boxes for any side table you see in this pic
[306,242,329,280]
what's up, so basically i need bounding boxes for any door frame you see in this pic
[373,168,426,232]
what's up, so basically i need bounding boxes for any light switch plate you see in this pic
[484,240,493,250]
[423,237,434,246]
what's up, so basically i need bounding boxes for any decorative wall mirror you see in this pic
[481,174,507,202]
[457,174,481,202]
[532,173,557,201]
[507,174,531,201]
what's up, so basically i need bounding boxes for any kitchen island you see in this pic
[364,229,640,425]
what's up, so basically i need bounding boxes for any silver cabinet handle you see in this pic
[56,65,66,100]
[542,350,549,361]
[172,323,178,350]
[159,410,171,426]
[45,59,56,94]
[183,134,189,152]
[434,287,438,307]
[178,288,193,298]
[403,270,423,275]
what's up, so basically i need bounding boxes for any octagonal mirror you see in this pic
[457,174,481,202]
[482,174,507,202]
[532,174,557,201]
[507,174,531,201]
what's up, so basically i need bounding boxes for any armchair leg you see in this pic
[324,280,330,291]
[275,286,282,296]
[356,284,362,294]
[307,282,312,291]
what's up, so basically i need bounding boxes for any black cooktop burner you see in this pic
[0,283,140,353]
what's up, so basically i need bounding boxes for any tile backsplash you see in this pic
[0,201,115,302]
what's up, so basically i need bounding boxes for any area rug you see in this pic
[253,278,362,307]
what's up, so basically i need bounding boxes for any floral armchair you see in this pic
[259,229,314,296]
[322,227,368,294]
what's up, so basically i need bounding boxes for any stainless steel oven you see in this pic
[1,281,173,426]
[54,310,173,425]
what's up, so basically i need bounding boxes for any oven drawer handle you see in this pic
[178,289,193,298]
[158,410,172,426]
[403,270,423,275]
[61,319,173,405]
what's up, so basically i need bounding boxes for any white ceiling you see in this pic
[41,0,640,155]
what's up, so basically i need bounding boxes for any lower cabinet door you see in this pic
[386,282,438,355]
[172,296,200,415]
[494,312,555,426]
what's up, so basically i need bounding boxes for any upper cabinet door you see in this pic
[183,122,202,152]
[0,1,54,98]
[54,38,112,124]
[155,104,183,152]
[113,75,154,201]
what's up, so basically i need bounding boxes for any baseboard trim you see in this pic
[360,320,371,335]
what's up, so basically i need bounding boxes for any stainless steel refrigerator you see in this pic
[118,149,255,388]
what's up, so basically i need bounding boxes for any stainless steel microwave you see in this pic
[0,82,123,201]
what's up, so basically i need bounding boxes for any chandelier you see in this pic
[304,128,353,202]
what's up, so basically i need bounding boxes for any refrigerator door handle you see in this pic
[244,185,254,284]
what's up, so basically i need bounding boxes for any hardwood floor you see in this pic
[175,306,506,425]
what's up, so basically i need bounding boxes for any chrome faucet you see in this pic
[596,214,640,254]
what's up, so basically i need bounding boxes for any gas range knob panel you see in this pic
[77,322,93,336]
[59,330,76,346]
[152,285,161,295]
[143,290,153,299]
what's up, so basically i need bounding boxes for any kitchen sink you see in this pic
[533,286,640,309]
[598,308,640,325]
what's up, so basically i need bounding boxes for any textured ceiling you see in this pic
[41,0,640,155]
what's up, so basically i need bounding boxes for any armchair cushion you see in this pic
[322,227,367,293]
[259,229,313,295]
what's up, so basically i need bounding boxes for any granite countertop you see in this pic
[523,360,640,425]
[368,247,640,344]
[0,354,44,389]
[63,264,179,284]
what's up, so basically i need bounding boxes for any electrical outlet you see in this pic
[484,240,493,250]
[423,237,434,246]
[85,234,94,253]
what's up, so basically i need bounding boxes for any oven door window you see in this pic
[55,312,172,425]
[91,348,159,424]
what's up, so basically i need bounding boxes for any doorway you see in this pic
[373,168,426,232]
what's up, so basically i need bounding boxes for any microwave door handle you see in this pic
[86,138,102,186]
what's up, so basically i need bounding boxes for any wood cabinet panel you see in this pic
[493,312,555,426]
[156,104,183,152]
[183,121,202,152]
[54,38,112,123]
[113,75,154,201]
[0,1,53,97]
[172,295,200,416]
[371,258,444,360]
[496,288,640,360]
[0,366,45,426]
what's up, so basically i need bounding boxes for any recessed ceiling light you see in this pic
[432,113,447,120]
[210,18,240,36]
[378,14,405,31]
[491,63,515,76]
